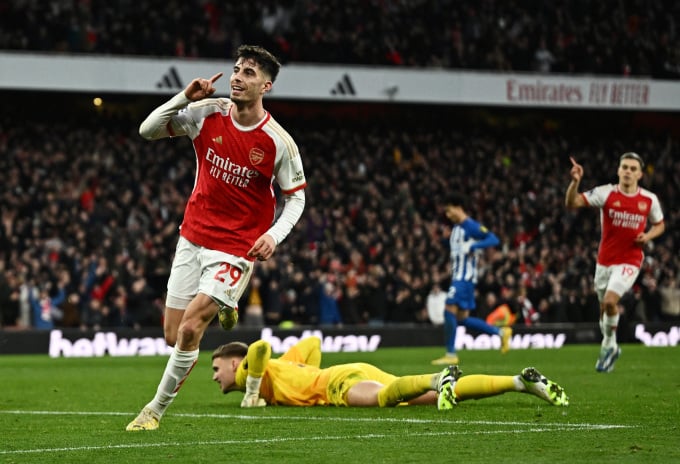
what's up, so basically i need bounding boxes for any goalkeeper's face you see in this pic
[212,356,240,394]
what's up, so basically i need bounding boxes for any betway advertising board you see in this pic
[0,323,677,357]
[1,52,679,110]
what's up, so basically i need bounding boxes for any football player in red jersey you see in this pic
[127,45,306,431]
[565,152,664,373]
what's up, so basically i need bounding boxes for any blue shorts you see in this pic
[445,280,476,311]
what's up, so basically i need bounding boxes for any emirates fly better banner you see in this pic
[1,52,679,110]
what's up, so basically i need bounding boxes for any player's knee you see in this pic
[164,333,177,347]
[177,319,202,343]
[602,298,618,316]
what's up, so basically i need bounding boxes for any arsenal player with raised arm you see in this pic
[565,152,664,373]
[126,45,306,431]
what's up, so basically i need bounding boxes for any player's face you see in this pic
[212,357,237,393]
[230,58,272,103]
[617,159,643,187]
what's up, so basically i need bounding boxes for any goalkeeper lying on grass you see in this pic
[211,337,568,410]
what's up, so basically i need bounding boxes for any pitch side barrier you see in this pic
[0,322,678,357]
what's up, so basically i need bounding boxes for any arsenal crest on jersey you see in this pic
[638,201,648,212]
[249,148,264,165]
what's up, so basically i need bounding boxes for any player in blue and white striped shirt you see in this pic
[432,193,512,365]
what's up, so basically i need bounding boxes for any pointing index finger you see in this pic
[569,156,578,166]
[209,72,223,84]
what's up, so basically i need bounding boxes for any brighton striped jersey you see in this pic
[449,218,499,283]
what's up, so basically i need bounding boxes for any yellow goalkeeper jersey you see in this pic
[234,337,396,406]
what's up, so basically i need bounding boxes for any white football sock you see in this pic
[513,375,525,392]
[146,346,199,417]
[601,313,620,348]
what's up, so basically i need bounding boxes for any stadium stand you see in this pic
[0,0,679,78]
[0,95,677,330]
[0,1,679,330]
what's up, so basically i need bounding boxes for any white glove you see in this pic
[241,375,266,407]
[460,239,476,254]
[241,393,267,408]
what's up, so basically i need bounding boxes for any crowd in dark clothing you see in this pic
[1,0,680,79]
[2,2,679,333]
[0,100,678,331]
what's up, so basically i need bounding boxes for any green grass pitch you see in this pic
[1,344,679,463]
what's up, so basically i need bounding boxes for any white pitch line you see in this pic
[0,409,634,430]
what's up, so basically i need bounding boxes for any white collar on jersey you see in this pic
[231,110,269,131]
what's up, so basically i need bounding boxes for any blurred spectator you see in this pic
[485,291,518,328]
[0,267,20,328]
[544,281,569,323]
[241,276,265,327]
[360,263,388,326]
[339,266,362,323]
[638,274,663,322]
[534,37,556,73]
[263,277,284,326]
[124,276,161,329]
[515,286,540,326]
[659,273,680,321]
[317,276,342,326]
[28,282,65,330]
[426,282,446,326]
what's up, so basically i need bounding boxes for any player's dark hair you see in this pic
[236,45,281,82]
[620,152,645,169]
[212,341,248,360]
[446,192,467,209]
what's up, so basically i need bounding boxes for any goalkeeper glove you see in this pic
[241,394,267,407]
[241,375,266,408]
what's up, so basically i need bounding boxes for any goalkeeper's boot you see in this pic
[595,345,621,373]
[431,354,459,366]
[520,367,569,406]
[436,365,462,410]
[500,326,512,354]
[126,407,160,431]
[217,305,239,331]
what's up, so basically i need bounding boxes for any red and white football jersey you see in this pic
[582,184,664,267]
[170,98,306,259]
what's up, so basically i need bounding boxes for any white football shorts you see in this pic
[166,236,253,310]
[594,263,640,302]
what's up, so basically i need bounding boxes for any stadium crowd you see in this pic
[1,0,679,79]
[1,1,679,331]
[0,102,678,331]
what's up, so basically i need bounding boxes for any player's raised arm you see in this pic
[241,340,271,407]
[138,73,223,140]
[279,336,322,367]
[565,156,586,209]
